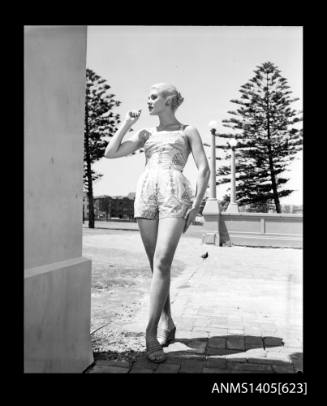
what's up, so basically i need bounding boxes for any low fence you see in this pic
[220,212,302,248]
[202,209,302,248]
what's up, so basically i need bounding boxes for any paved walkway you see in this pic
[84,228,302,374]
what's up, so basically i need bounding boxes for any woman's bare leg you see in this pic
[137,218,174,327]
[146,217,185,342]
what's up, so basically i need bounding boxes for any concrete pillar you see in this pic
[210,129,217,199]
[226,147,239,213]
[202,128,220,246]
[24,26,93,372]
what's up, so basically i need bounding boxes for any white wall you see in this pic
[24,26,93,373]
[25,26,87,269]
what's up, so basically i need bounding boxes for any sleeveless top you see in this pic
[140,125,191,172]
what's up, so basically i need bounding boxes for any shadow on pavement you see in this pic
[84,333,303,374]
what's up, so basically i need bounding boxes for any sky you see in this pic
[86,25,303,205]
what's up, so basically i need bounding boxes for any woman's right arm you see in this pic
[104,110,146,159]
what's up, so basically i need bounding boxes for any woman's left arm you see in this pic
[183,126,211,232]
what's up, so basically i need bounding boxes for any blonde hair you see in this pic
[151,83,184,111]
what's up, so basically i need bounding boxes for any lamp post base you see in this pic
[202,198,221,246]
[226,202,239,213]
[202,197,220,216]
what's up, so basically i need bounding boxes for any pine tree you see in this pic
[84,68,121,228]
[216,61,302,213]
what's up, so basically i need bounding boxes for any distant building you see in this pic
[127,192,136,200]
[83,193,135,221]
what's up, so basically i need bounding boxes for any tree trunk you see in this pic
[267,150,281,213]
[84,99,95,228]
[265,72,281,213]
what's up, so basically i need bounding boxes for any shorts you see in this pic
[134,168,194,220]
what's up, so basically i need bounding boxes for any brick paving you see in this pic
[84,230,302,374]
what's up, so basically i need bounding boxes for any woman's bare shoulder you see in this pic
[183,125,201,140]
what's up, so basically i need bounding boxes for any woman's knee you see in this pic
[153,252,171,273]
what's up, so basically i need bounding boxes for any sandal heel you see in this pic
[157,326,176,347]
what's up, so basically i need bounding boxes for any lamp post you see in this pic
[208,120,218,199]
[226,138,239,213]
[201,121,220,246]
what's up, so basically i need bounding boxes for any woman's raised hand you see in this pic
[125,109,142,126]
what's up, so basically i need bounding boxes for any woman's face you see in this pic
[147,88,168,115]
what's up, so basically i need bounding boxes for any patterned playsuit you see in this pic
[134,125,194,220]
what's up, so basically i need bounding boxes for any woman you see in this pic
[104,83,210,363]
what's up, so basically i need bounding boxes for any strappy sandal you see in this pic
[157,326,176,347]
[146,336,167,363]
